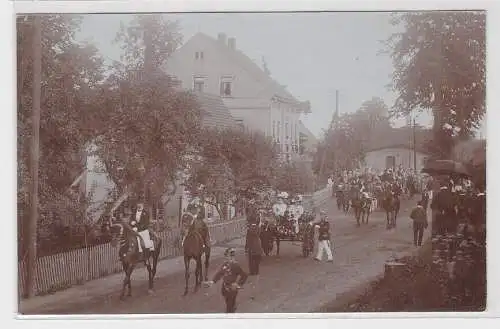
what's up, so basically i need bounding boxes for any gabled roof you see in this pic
[366,127,433,154]
[298,120,318,145]
[187,33,310,112]
[194,92,239,130]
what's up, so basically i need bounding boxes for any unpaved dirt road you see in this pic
[23,197,421,314]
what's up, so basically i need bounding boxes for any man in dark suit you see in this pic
[245,223,263,275]
[205,248,248,313]
[431,184,457,236]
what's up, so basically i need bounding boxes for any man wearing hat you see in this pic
[205,247,248,313]
[131,199,155,253]
[431,181,457,236]
[245,222,263,275]
[314,211,334,262]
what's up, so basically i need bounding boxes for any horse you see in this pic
[358,192,373,225]
[180,212,211,295]
[108,221,162,299]
[335,187,345,211]
[381,186,401,229]
[259,218,276,256]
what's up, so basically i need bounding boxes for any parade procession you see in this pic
[16,10,486,315]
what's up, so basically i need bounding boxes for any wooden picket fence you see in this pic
[18,187,330,299]
[18,218,247,298]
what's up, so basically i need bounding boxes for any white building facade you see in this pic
[164,32,312,162]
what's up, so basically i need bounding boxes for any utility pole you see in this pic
[26,15,42,298]
[413,117,417,171]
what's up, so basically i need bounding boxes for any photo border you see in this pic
[3,0,498,327]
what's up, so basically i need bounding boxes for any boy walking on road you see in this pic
[314,211,334,262]
[410,201,428,246]
[204,248,248,313]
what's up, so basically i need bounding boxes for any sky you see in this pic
[76,12,485,139]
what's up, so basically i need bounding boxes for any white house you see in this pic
[164,32,312,162]
[363,127,433,172]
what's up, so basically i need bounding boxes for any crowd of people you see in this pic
[196,166,486,313]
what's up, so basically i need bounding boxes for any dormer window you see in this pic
[195,51,204,60]
[220,75,233,97]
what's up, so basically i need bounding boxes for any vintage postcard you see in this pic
[11,0,491,321]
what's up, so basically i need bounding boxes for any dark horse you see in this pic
[108,221,162,299]
[180,212,211,295]
[335,187,346,211]
[382,186,401,229]
[350,189,371,226]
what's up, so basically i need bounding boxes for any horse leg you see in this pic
[276,237,281,256]
[194,256,202,292]
[151,240,162,281]
[127,264,135,297]
[120,262,128,300]
[183,256,190,296]
[145,260,154,294]
[204,247,211,282]
[385,210,390,229]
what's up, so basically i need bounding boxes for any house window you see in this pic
[277,121,281,142]
[235,119,244,130]
[285,122,289,139]
[220,76,233,97]
[193,76,205,93]
[195,51,204,60]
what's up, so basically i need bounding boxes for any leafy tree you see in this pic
[184,128,278,218]
[91,14,201,212]
[274,161,315,194]
[93,74,203,208]
[114,14,183,71]
[385,11,486,157]
[313,97,390,176]
[17,15,105,256]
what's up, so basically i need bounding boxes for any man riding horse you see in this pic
[129,198,160,256]
[183,198,211,249]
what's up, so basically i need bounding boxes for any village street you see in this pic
[20,195,426,315]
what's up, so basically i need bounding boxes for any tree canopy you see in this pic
[183,128,279,218]
[385,11,485,157]
[93,14,201,205]
[17,15,106,255]
[313,97,391,175]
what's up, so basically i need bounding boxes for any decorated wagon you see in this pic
[259,192,316,257]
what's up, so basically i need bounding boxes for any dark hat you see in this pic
[224,247,236,257]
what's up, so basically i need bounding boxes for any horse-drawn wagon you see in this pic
[258,192,316,257]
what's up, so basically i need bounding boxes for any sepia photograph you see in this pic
[15,7,486,316]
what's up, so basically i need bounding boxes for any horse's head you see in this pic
[180,212,195,236]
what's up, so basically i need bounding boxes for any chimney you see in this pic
[217,32,227,45]
[228,37,236,50]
